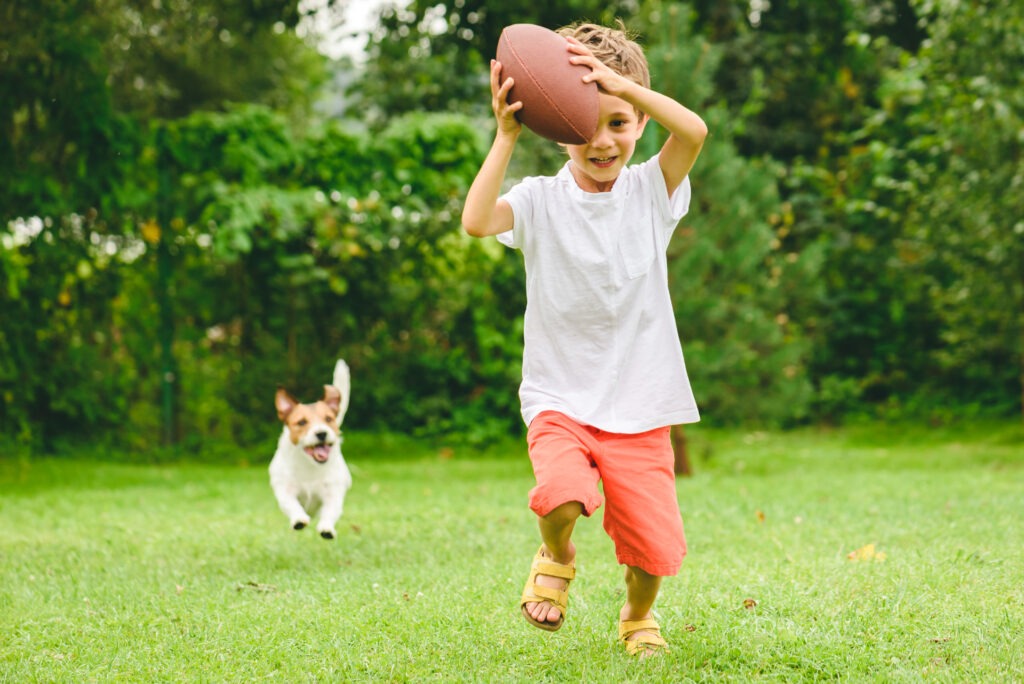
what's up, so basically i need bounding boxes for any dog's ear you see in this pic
[275,387,298,421]
[322,384,342,413]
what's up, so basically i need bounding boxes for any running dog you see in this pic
[269,360,352,539]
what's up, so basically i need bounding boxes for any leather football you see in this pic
[496,24,599,144]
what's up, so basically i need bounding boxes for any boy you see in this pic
[461,22,707,657]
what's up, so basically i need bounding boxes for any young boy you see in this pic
[461,22,707,657]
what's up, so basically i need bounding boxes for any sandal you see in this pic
[520,545,576,632]
[619,617,669,657]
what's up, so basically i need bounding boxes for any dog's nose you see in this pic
[315,430,328,443]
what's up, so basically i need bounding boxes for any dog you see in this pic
[269,359,352,540]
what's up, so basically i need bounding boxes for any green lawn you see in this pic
[1,423,1022,682]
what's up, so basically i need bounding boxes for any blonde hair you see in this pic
[556,21,650,90]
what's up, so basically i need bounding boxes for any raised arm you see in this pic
[462,60,523,237]
[635,88,708,197]
[567,39,708,197]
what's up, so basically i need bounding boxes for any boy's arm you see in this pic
[630,88,707,198]
[462,133,517,237]
[567,40,708,198]
[462,60,522,238]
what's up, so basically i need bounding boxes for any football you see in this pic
[496,23,599,144]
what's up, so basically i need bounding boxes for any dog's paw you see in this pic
[291,517,310,531]
[318,528,336,540]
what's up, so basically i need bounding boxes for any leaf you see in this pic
[847,543,887,562]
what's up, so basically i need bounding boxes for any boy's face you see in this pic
[566,92,647,193]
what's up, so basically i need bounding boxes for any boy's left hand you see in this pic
[565,37,637,99]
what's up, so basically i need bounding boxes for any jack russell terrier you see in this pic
[270,359,352,539]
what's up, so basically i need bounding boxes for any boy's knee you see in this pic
[542,500,585,524]
[544,499,585,520]
[529,483,602,519]
[625,564,658,583]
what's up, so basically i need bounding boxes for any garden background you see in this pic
[1,0,1021,452]
[2,1,1023,681]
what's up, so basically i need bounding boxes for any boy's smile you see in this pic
[567,92,647,193]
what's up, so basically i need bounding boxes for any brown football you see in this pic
[496,24,599,144]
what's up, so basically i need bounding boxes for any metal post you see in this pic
[156,125,176,446]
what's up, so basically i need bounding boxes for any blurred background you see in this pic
[1,0,1020,456]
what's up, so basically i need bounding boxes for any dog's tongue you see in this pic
[305,445,331,463]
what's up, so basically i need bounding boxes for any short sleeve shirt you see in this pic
[497,155,700,433]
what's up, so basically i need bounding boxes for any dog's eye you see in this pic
[296,418,308,427]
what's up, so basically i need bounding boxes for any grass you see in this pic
[1,421,1022,682]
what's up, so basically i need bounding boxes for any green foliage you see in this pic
[0,1,124,216]
[159,106,521,444]
[95,0,331,120]
[0,100,522,448]
[0,0,528,448]
[0,0,331,216]
[689,0,924,162]
[3,0,1022,453]
[776,0,1024,417]
[894,0,1023,412]
[0,215,136,444]
[635,3,818,425]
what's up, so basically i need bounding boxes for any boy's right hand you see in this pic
[491,59,523,137]
[462,60,521,237]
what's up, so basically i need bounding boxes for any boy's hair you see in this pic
[556,21,650,90]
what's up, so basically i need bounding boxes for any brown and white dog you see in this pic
[269,359,352,539]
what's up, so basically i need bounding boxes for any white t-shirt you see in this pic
[498,155,700,433]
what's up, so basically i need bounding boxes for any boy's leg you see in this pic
[593,426,683,653]
[620,565,663,642]
[524,500,583,626]
[595,425,685,574]
[523,412,604,628]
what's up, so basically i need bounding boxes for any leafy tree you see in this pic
[0,0,335,218]
[103,0,332,119]
[774,0,1022,419]
[679,1,934,416]
[1,103,512,447]
[4,0,1020,454]
[0,214,137,445]
[873,0,1023,416]
[0,1,125,217]
[0,0,343,446]
[636,2,818,424]
[687,0,924,162]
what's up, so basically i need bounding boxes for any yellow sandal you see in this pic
[520,545,576,632]
[619,617,669,657]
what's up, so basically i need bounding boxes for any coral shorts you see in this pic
[526,411,687,576]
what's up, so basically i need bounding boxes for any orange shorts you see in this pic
[526,411,687,576]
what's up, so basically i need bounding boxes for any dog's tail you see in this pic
[332,359,351,427]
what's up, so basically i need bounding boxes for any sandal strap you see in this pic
[522,582,567,606]
[624,635,669,656]
[620,618,669,656]
[618,618,662,640]
[532,559,576,581]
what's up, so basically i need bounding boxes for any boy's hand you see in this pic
[565,37,636,99]
[490,59,523,137]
